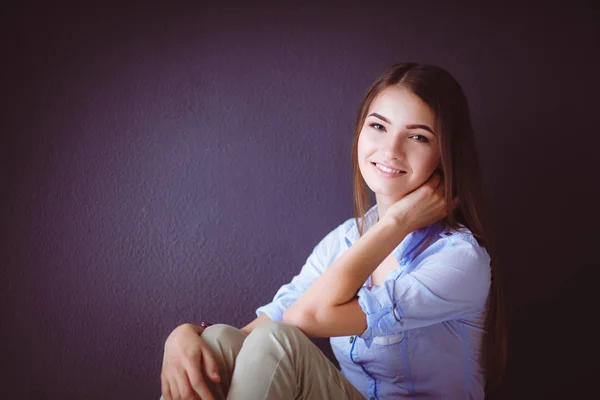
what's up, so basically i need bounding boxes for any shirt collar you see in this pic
[344,204,445,263]
[344,204,379,245]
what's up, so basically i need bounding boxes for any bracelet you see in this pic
[200,321,214,329]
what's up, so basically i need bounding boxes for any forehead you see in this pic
[369,86,435,123]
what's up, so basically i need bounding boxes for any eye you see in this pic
[369,123,386,132]
[410,134,429,143]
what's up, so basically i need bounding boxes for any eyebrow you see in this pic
[368,112,436,135]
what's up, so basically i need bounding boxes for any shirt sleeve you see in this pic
[357,233,491,344]
[255,223,345,321]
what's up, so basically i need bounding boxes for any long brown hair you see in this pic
[351,63,507,391]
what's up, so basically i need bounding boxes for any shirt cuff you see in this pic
[357,285,402,346]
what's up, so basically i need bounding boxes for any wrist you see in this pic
[179,322,208,335]
[370,217,411,252]
[379,213,411,235]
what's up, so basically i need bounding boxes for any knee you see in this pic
[242,321,310,362]
[249,320,304,342]
[202,323,247,344]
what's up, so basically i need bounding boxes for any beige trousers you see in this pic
[165,320,366,399]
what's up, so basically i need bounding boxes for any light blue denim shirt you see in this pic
[256,206,491,400]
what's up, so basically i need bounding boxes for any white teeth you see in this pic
[375,163,403,174]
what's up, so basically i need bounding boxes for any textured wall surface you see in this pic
[2,2,598,399]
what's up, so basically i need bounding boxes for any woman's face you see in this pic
[357,86,441,204]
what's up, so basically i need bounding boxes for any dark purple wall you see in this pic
[3,2,598,399]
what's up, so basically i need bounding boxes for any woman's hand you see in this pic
[161,324,220,400]
[383,172,459,232]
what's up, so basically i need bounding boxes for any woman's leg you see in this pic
[199,324,248,399]
[159,324,246,400]
[226,320,365,400]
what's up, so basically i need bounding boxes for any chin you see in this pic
[376,190,408,202]
[362,172,418,200]
[368,184,410,200]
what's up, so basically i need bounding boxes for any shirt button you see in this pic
[349,336,354,344]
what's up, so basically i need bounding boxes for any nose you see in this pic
[380,132,405,160]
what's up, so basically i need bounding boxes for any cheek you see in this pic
[426,151,441,170]
[356,134,373,179]
[356,132,370,161]
[410,148,440,176]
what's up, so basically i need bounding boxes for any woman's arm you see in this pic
[283,173,451,338]
[283,218,410,336]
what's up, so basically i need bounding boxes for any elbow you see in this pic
[283,306,318,334]
[282,306,306,325]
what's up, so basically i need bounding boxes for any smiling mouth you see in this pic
[371,162,405,174]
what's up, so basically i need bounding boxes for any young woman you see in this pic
[161,62,507,400]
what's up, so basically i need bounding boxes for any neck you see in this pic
[375,193,403,223]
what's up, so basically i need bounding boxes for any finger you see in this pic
[167,373,180,400]
[201,349,221,383]
[187,367,214,400]
[161,372,172,400]
[185,354,216,400]
[174,366,194,400]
